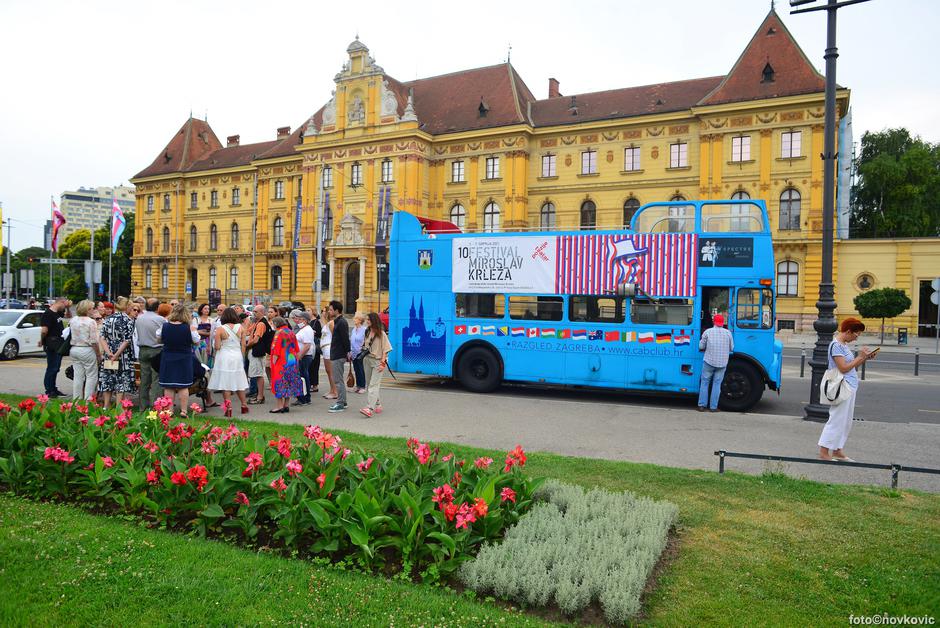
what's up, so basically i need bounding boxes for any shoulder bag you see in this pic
[819,341,850,406]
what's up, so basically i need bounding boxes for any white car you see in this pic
[0,310,45,360]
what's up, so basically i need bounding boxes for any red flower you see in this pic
[235,492,250,506]
[120,398,135,410]
[114,411,131,429]
[303,424,322,440]
[504,445,527,472]
[93,415,110,428]
[432,484,455,508]
[412,442,431,465]
[78,415,90,426]
[170,472,188,486]
[356,457,375,472]
[472,497,488,519]
[455,502,477,530]
[406,437,419,449]
[443,502,458,522]
[452,471,462,486]
[0,401,11,416]
[43,420,55,429]
[442,453,453,462]
[268,436,292,459]
[75,404,89,414]
[316,473,326,489]
[146,470,161,485]
[285,459,303,477]
[201,440,218,455]
[142,440,159,454]
[18,398,36,412]
[126,432,144,446]
[474,457,494,469]
[101,456,114,468]
[243,452,263,476]
[186,465,209,491]
[43,446,74,464]
[500,487,517,503]
[270,477,288,493]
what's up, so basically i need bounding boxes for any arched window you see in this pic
[270,265,282,291]
[623,198,640,228]
[779,188,801,231]
[776,260,799,296]
[580,201,596,230]
[146,227,153,252]
[209,224,218,250]
[144,265,152,289]
[540,202,556,230]
[162,227,170,252]
[730,190,750,231]
[209,266,217,289]
[229,266,238,290]
[450,203,466,229]
[272,217,284,246]
[189,225,197,251]
[482,201,500,233]
[230,222,239,250]
[668,194,690,232]
[161,265,169,289]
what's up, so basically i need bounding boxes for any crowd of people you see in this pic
[38,296,393,418]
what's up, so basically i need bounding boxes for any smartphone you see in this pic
[867,347,880,356]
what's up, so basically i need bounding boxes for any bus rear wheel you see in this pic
[456,347,502,393]
[720,360,763,412]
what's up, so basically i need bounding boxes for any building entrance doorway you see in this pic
[190,268,198,301]
[345,261,359,315]
[918,279,939,338]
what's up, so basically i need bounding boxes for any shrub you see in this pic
[0,397,542,581]
[460,479,677,624]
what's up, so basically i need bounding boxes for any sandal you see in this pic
[247,398,266,405]
[205,402,220,409]
[241,405,250,415]
[360,407,373,418]
[323,393,338,399]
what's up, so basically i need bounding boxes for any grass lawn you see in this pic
[1,397,938,625]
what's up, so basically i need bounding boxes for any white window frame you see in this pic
[210,190,218,207]
[450,203,466,229]
[451,160,465,183]
[190,192,198,209]
[189,225,197,251]
[272,217,284,246]
[209,224,218,250]
[274,180,285,199]
[322,166,333,189]
[270,266,282,291]
[229,267,238,290]
[581,149,597,175]
[776,260,799,297]
[483,201,500,232]
[209,266,217,290]
[540,202,556,230]
[350,163,362,187]
[669,142,688,168]
[541,154,556,177]
[230,223,239,250]
[731,135,751,162]
[381,160,394,183]
[485,156,499,180]
[145,265,152,289]
[624,146,640,172]
[161,266,169,290]
[781,131,802,159]
[232,187,240,205]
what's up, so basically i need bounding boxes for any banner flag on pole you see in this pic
[375,186,386,251]
[110,198,126,254]
[292,195,302,270]
[51,201,67,252]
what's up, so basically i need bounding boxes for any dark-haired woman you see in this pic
[359,312,393,418]
[207,307,250,416]
[818,317,875,462]
[194,303,213,365]
[269,316,303,413]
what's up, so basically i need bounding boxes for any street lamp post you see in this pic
[791,0,872,421]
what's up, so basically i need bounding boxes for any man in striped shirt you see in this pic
[698,313,734,412]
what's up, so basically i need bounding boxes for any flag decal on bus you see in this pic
[541,329,556,338]
[454,325,467,335]
[497,326,508,336]
[511,328,525,337]
[482,326,496,335]
[656,333,672,344]
[572,330,587,340]
[468,325,481,335]
[673,330,691,346]
[638,332,654,343]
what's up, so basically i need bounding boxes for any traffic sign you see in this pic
[39,258,68,265]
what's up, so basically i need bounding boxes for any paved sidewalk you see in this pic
[780,331,939,354]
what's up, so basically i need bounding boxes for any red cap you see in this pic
[712,313,725,326]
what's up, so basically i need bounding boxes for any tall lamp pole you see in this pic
[792,0,872,421]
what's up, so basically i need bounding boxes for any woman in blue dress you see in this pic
[158,304,197,411]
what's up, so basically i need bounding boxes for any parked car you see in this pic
[0,298,28,310]
[0,310,45,360]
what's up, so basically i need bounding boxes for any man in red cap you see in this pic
[698,312,734,412]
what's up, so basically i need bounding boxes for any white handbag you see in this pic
[819,341,850,406]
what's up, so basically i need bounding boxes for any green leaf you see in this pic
[427,531,456,556]
[303,500,331,528]
[200,503,225,519]
[341,521,372,557]
[335,492,353,511]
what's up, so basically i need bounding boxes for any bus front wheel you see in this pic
[456,347,502,393]
[720,360,763,412]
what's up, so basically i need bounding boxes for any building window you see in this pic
[668,195,690,232]
[162,194,171,211]
[270,265,282,291]
[781,131,802,158]
[322,166,332,189]
[320,261,330,290]
[762,62,775,83]
[669,142,688,168]
[229,266,238,290]
[274,180,285,199]
[321,207,333,242]
[540,202,556,230]
[350,163,362,187]
[230,223,239,250]
[541,154,556,177]
[451,160,465,183]
[623,198,640,228]
[624,146,641,172]
[381,159,394,183]
[232,187,240,205]
[272,217,284,246]
[146,227,153,252]
[485,156,499,180]
[730,190,751,231]
[147,196,154,212]
[209,223,218,250]
[189,225,197,251]
[190,192,198,209]
[208,190,217,207]
[161,265,169,290]
[779,188,801,231]
[209,266,217,290]
[581,149,597,175]
[450,203,466,229]
[162,227,170,253]
[580,200,596,229]
[731,136,751,162]
[777,261,799,296]
[144,265,152,290]
[483,201,500,233]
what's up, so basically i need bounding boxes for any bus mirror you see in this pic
[616,283,637,298]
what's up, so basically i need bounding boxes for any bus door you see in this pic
[701,287,731,331]
[732,286,775,358]
[503,295,567,383]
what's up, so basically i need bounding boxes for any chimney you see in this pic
[227,135,240,147]
[277,126,291,139]
[548,78,561,98]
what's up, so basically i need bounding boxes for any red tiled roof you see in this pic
[698,8,825,106]
[134,118,222,179]
[531,76,724,127]
[187,140,280,172]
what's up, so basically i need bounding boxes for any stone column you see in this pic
[358,255,368,311]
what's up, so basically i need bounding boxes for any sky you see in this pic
[1,0,938,250]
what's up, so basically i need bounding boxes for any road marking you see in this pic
[919,409,940,414]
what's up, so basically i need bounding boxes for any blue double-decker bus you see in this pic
[388,200,782,411]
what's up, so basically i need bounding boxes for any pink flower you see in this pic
[78,415,90,426]
[126,432,144,446]
[142,440,159,454]
[189,402,203,414]
[303,425,322,440]
[356,457,375,472]
[201,440,218,455]
[43,446,74,464]
[101,456,114,469]
[120,399,135,409]
[341,448,351,460]
[37,394,49,405]
[170,471,188,486]
[286,459,303,477]
[432,484,455,508]
[268,436,292,459]
[75,404,89,414]
[146,470,161,485]
[500,487,517,503]
[316,473,326,489]
[221,400,232,414]
[442,453,453,462]
[235,492,250,506]
[412,442,431,465]
[474,457,494,469]
[93,415,109,428]
[153,396,173,412]
[60,402,73,412]
[455,502,477,530]
[114,412,130,429]
[270,477,288,493]
[243,452,263,475]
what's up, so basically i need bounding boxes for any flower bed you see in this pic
[0,396,541,582]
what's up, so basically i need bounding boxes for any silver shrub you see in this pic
[459,480,677,625]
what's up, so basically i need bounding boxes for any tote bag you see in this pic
[819,341,850,406]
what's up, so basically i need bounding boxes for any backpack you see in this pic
[251,318,274,357]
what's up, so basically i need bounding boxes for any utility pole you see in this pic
[88,218,95,301]
[3,212,11,309]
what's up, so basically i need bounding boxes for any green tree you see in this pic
[853,287,912,344]
[851,128,940,238]
[52,212,135,302]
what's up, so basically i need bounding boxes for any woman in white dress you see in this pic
[320,306,338,399]
[207,307,250,417]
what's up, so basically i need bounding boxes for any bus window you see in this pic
[569,296,625,323]
[630,298,693,325]
[701,203,764,233]
[509,295,563,321]
[634,205,697,233]
[736,288,773,329]
[456,293,505,319]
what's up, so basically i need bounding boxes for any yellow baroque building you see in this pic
[130,8,938,335]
